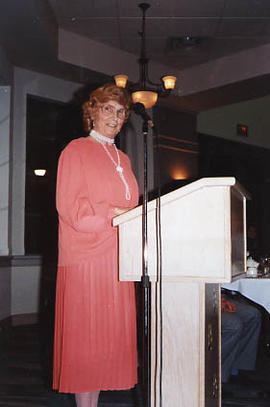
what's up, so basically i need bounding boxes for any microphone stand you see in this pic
[141,117,151,407]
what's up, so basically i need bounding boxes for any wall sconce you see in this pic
[114,74,128,88]
[34,169,46,176]
[171,167,188,180]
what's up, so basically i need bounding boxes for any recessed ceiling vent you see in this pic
[167,36,203,51]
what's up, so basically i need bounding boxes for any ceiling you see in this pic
[49,0,270,70]
[1,0,270,111]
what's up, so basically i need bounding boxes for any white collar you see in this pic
[90,129,115,145]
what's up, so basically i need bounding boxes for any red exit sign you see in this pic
[237,123,248,137]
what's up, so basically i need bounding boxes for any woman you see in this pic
[53,83,139,407]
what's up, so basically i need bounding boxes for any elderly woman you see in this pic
[53,83,139,407]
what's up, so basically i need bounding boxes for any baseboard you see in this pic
[11,313,39,326]
[0,316,12,333]
[0,313,39,331]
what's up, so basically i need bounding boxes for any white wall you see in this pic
[3,68,82,321]
[197,95,270,150]
[0,49,12,322]
[0,86,10,255]
[10,66,148,256]
[11,265,41,317]
[0,266,11,320]
[10,67,82,255]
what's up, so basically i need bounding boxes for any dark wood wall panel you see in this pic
[199,133,270,256]
[153,105,198,192]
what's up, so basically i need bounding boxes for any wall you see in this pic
[11,264,41,322]
[0,86,11,323]
[198,133,270,253]
[123,111,155,194]
[153,105,198,190]
[0,257,41,323]
[0,86,10,255]
[2,68,83,322]
[10,67,83,256]
[0,46,12,85]
[197,96,270,150]
[0,264,11,321]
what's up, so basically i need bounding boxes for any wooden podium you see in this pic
[113,177,248,407]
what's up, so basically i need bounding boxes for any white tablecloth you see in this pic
[222,277,270,313]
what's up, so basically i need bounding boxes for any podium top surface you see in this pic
[113,177,249,227]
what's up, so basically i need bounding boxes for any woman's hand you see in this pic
[113,207,129,216]
[221,295,237,313]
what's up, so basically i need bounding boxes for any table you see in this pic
[222,276,270,313]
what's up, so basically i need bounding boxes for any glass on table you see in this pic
[259,256,270,276]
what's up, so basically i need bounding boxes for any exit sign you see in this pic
[237,124,248,137]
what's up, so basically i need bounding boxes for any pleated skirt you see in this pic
[53,247,137,393]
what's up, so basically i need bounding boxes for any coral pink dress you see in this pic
[53,137,139,393]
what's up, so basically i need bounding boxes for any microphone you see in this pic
[132,102,155,128]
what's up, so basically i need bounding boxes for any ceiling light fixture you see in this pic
[114,2,177,109]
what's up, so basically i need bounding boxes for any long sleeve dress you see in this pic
[53,137,139,393]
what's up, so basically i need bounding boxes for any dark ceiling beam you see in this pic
[161,73,270,113]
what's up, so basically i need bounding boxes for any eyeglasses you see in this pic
[99,104,126,120]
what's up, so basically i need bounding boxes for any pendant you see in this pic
[116,165,123,173]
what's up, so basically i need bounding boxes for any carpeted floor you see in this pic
[0,324,139,406]
[222,343,270,407]
[1,323,270,406]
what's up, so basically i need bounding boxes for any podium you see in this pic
[113,177,248,407]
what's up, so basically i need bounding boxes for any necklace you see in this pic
[89,130,131,201]
[90,129,114,144]
[102,144,131,201]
